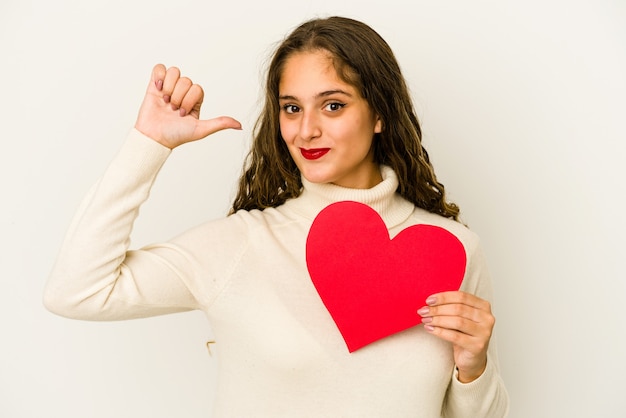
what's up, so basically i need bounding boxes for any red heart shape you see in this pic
[306,201,466,352]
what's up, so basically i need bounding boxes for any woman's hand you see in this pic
[417,291,495,383]
[134,64,242,149]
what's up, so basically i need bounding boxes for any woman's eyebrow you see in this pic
[317,89,353,98]
[278,94,298,101]
[278,89,354,101]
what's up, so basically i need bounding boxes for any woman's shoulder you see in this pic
[226,204,306,229]
[406,206,481,251]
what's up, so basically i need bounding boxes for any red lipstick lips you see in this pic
[300,148,330,160]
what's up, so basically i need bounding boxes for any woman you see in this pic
[45,16,509,417]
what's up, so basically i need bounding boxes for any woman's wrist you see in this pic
[456,361,487,383]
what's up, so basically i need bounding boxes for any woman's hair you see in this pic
[230,16,460,221]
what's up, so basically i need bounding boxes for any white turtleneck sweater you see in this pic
[44,129,509,417]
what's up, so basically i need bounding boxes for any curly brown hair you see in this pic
[230,16,460,221]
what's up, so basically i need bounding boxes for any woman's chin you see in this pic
[302,173,332,185]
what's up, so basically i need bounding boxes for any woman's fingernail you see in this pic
[417,307,430,316]
[163,95,170,103]
[179,108,186,117]
[426,296,437,306]
[421,316,433,324]
[156,80,163,91]
[424,325,435,332]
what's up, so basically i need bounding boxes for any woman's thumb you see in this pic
[197,116,242,138]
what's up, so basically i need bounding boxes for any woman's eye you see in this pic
[325,102,346,112]
[283,104,300,114]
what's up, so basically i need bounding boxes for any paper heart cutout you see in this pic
[306,201,466,352]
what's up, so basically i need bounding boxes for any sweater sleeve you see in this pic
[442,239,510,418]
[43,129,207,320]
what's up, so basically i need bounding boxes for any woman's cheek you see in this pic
[279,121,297,146]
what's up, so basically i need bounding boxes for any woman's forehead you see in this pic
[278,51,359,99]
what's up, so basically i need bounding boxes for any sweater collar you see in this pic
[284,166,415,229]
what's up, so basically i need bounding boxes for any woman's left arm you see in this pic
[418,237,510,417]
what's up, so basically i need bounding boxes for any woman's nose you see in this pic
[298,111,322,141]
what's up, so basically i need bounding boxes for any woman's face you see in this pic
[278,50,382,189]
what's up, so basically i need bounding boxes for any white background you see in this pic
[1,0,624,417]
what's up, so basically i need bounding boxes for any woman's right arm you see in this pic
[43,65,241,320]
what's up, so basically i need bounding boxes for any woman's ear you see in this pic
[374,116,383,134]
